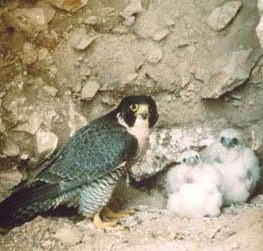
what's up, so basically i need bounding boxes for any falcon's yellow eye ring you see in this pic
[130,104,139,112]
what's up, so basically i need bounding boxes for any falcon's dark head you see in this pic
[219,129,243,150]
[116,95,158,128]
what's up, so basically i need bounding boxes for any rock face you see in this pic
[201,50,261,99]
[120,0,143,26]
[54,224,83,246]
[36,129,58,154]
[81,79,100,100]
[46,0,88,12]
[131,119,228,180]
[4,7,55,36]
[0,0,262,197]
[256,14,263,48]
[69,28,98,50]
[206,1,243,31]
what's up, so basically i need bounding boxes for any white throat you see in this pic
[117,113,150,156]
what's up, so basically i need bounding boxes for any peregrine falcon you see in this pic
[0,95,158,230]
[201,128,261,205]
[166,150,223,218]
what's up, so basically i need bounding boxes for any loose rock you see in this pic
[258,0,263,14]
[133,8,174,39]
[120,0,143,26]
[68,102,87,136]
[43,85,58,97]
[256,15,263,49]
[4,7,55,36]
[36,128,58,154]
[3,139,20,157]
[152,28,170,42]
[147,47,163,64]
[69,28,98,50]
[54,225,83,246]
[46,0,88,13]
[206,1,242,31]
[81,79,100,101]
[202,49,255,99]
[14,112,43,135]
[22,42,38,65]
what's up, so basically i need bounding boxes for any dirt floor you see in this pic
[0,170,263,251]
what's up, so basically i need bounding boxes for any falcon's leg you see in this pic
[93,212,118,229]
[102,207,134,219]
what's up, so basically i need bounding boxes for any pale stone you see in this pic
[120,0,143,26]
[202,49,256,99]
[3,140,20,157]
[22,42,38,65]
[152,28,170,41]
[14,112,43,135]
[256,15,263,49]
[68,102,87,136]
[5,7,55,36]
[36,128,58,154]
[46,0,88,13]
[69,28,98,50]
[43,85,58,97]
[81,80,100,101]
[258,0,263,14]
[206,1,242,31]
[54,225,83,246]
[147,48,163,64]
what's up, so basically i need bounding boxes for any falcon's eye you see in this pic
[195,155,199,160]
[220,137,225,143]
[183,158,186,163]
[130,104,139,112]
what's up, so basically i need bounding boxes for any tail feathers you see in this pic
[0,181,62,230]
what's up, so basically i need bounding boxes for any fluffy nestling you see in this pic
[166,150,223,218]
[0,95,158,231]
[201,128,260,206]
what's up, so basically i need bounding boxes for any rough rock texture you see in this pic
[201,49,262,99]
[0,0,262,249]
[206,1,243,31]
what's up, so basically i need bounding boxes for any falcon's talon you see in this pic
[102,207,134,219]
[93,213,122,230]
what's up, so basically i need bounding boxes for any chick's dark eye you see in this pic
[232,138,238,144]
[220,137,225,143]
[195,155,199,160]
[183,158,186,163]
[130,104,139,112]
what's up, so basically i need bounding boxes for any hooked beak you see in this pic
[137,105,149,120]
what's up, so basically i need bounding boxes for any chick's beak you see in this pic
[221,138,234,148]
[188,156,199,165]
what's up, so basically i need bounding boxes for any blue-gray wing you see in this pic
[36,117,138,187]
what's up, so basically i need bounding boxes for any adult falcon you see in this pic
[0,95,158,230]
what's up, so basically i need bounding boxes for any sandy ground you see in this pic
[0,170,263,251]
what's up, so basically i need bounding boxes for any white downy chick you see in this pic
[201,128,261,206]
[166,150,223,218]
[166,150,200,194]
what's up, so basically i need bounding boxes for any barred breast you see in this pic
[78,165,126,218]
